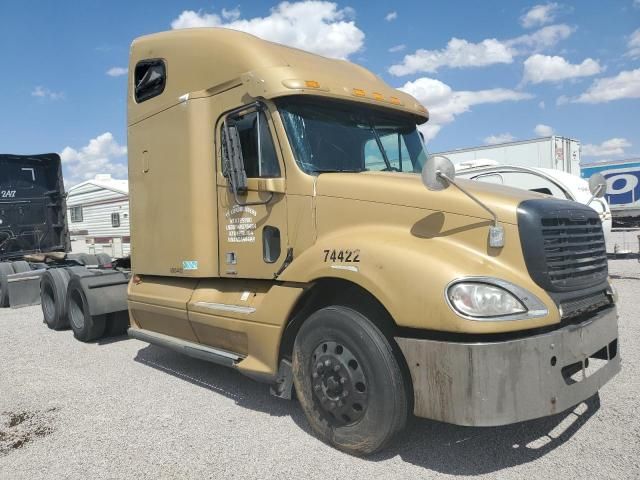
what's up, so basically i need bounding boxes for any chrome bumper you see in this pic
[396,306,620,426]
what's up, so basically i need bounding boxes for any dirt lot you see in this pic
[1,259,639,479]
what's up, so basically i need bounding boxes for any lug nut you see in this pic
[324,360,331,367]
[312,372,318,379]
[316,362,323,371]
[342,391,349,398]
[339,378,347,384]
[333,365,340,372]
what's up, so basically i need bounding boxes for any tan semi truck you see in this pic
[122,28,620,455]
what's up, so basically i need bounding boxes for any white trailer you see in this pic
[435,136,581,176]
[66,174,130,258]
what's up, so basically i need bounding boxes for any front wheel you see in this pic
[292,306,409,456]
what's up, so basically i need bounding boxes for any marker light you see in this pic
[352,88,366,97]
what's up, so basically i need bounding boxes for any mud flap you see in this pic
[68,268,130,317]
[270,359,294,399]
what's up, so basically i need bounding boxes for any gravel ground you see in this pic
[1,259,639,479]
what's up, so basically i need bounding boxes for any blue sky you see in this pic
[0,0,638,183]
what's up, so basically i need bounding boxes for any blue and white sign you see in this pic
[582,161,640,210]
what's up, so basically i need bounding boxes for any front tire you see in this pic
[292,306,409,456]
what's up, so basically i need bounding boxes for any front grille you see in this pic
[518,198,609,293]
[541,216,608,288]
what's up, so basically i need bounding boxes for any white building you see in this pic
[66,174,130,258]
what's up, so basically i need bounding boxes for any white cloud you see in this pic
[627,28,640,59]
[389,23,574,76]
[389,38,514,75]
[31,86,64,101]
[507,24,574,52]
[635,0,640,8]
[106,67,128,77]
[522,54,602,84]
[520,3,560,28]
[385,11,397,21]
[484,133,516,144]
[534,124,554,136]
[60,132,128,184]
[171,2,364,60]
[582,138,631,157]
[538,100,546,109]
[573,68,640,103]
[388,44,406,53]
[222,7,241,21]
[399,77,533,140]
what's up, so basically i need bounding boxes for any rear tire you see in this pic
[78,254,99,266]
[66,279,106,342]
[11,261,31,273]
[0,263,14,307]
[292,306,409,456]
[41,269,71,330]
[96,253,112,266]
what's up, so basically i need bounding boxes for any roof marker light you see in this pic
[352,88,366,97]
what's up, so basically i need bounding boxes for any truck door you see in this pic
[216,104,288,279]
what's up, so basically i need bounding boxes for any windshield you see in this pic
[277,97,428,174]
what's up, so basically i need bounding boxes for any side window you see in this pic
[364,132,411,171]
[134,59,166,103]
[228,110,281,178]
[111,212,120,228]
[70,206,83,223]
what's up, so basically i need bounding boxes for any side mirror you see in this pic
[221,122,248,194]
[422,154,505,248]
[588,173,607,198]
[421,154,456,191]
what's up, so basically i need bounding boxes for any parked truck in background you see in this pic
[436,136,582,176]
[36,28,620,455]
[581,158,640,227]
[0,153,70,306]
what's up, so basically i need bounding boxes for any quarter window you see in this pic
[111,212,120,228]
[134,59,166,103]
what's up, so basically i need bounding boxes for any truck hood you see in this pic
[315,171,545,225]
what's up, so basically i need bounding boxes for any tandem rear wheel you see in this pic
[292,306,410,456]
[66,278,106,342]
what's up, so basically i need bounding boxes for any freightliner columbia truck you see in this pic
[40,28,620,455]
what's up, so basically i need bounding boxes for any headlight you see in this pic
[446,278,548,320]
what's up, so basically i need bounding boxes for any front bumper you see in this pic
[396,306,620,427]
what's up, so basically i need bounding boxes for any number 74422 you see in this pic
[323,249,360,263]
